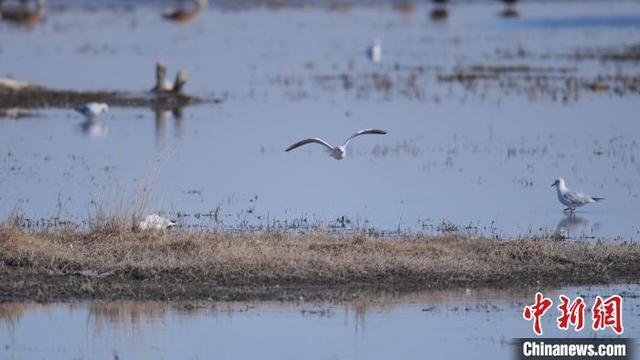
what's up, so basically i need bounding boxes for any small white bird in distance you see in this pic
[74,102,109,119]
[285,129,387,160]
[551,178,604,214]
[139,213,176,231]
[368,39,382,64]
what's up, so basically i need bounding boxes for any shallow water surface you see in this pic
[1,0,639,239]
[1,284,638,360]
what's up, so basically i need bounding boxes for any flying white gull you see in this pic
[74,102,109,119]
[551,178,604,213]
[367,39,382,64]
[139,213,176,231]
[285,129,387,160]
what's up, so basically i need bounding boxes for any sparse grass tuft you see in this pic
[87,154,164,235]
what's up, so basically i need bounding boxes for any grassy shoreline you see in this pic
[1,226,639,302]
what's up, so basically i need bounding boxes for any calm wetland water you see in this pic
[1,1,640,239]
[1,284,639,360]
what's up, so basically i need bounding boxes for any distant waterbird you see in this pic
[163,0,206,23]
[551,178,604,214]
[151,60,174,93]
[74,102,109,120]
[0,0,45,25]
[367,39,382,64]
[151,60,189,94]
[139,213,176,231]
[285,129,387,160]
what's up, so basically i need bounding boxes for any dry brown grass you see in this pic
[0,226,639,302]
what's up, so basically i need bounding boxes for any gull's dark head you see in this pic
[551,178,563,188]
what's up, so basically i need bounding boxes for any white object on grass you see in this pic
[139,213,176,230]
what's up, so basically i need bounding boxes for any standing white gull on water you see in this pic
[285,129,387,160]
[74,102,109,120]
[551,177,604,214]
[367,39,382,64]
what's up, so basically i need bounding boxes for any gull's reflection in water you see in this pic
[153,104,185,150]
[556,215,600,239]
[79,119,109,138]
[430,8,448,22]
[499,8,519,18]
[430,0,449,22]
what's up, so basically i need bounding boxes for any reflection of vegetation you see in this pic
[88,302,168,338]
[0,303,32,333]
[0,286,567,341]
[153,102,185,150]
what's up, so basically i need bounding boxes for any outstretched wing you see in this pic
[285,138,333,152]
[343,129,387,146]
[74,104,90,116]
[75,103,105,117]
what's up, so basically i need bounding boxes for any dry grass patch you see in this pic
[0,226,639,302]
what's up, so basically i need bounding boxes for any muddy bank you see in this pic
[1,226,639,302]
[0,78,221,112]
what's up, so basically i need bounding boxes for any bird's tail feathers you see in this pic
[592,197,605,202]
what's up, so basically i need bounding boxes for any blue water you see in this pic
[1,285,638,360]
[0,0,639,239]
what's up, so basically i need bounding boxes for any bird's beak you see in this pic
[550,182,555,187]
